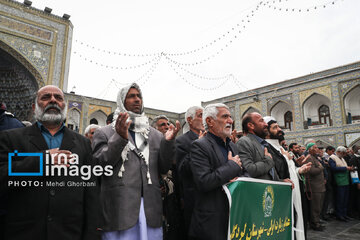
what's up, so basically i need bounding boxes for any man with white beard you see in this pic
[189,103,243,240]
[0,85,100,240]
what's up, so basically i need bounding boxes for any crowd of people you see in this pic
[0,83,359,240]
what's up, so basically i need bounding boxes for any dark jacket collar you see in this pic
[28,123,75,151]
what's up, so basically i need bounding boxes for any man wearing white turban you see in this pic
[92,83,180,240]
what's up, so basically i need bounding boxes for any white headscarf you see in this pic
[112,83,152,183]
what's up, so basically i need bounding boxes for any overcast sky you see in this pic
[30,0,360,113]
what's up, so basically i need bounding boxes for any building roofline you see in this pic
[203,60,360,105]
[3,0,73,27]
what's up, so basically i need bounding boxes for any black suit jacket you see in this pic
[0,124,100,240]
[175,130,198,232]
[176,131,198,204]
[266,143,290,180]
[189,133,242,240]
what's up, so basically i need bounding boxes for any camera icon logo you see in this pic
[8,150,43,176]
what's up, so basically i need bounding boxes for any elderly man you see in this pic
[189,103,242,240]
[92,83,180,240]
[84,124,101,143]
[0,85,100,240]
[304,143,326,231]
[236,112,277,180]
[175,106,204,238]
[152,115,170,134]
[329,146,354,222]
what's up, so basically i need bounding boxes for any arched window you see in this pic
[284,111,293,130]
[318,105,330,125]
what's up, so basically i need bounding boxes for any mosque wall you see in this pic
[203,61,360,147]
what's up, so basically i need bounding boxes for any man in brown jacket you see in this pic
[305,143,326,231]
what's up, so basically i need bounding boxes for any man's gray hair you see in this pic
[151,115,169,128]
[336,146,347,153]
[185,106,204,123]
[203,103,229,130]
[84,124,100,135]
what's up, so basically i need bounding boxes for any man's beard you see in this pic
[223,124,232,137]
[34,103,67,125]
[254,127,267,139]
[270,130,284,140]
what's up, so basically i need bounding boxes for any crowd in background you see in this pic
[1,84,360,240]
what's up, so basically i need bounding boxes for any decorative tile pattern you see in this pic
[339,79,360,97]
[0,1,72,90]
[267,94,293,112]
[293,92,302,131]
[299,86,332,106]
[0,32,51,80]
[330,82,343,127]
[68,101,83,112]
[88,105,112,117]
[0,15,53,42]
[345,132,360,146]
[239,102,262,117]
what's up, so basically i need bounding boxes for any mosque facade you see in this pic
[203,61,360,147]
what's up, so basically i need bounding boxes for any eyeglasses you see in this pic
[160,122,170,127]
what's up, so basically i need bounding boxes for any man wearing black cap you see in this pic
[263,116,290,180]
[263,116,311,239]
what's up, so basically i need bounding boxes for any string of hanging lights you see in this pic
[72,51,161,70]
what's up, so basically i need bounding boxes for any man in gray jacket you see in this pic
[236,112,277,180]
[92,83,180,240]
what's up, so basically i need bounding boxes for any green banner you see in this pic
[224,178,293,240]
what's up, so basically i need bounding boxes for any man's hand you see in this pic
[283,178,294,189]
[230,177,240,182]
[264,147,272,159]
[228,151,242,168]
[347,166,355,171]
[296,155,310,166]
[165,120,181,140]
[115,112,131,139]
[295,155,305,166]
[230,129,239,143]
[299,162,312,174]
[198,130,207,139]
[280,148,293,160]
[49,148,72,167]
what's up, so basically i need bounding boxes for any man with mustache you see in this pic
[236,112,277,180]
[0,85,100,240]
[92,83,180,240]
[189,103,242,240]
[263,116,311,240]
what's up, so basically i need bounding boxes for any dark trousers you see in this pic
[336,185,349,218]
[321,180,335,217]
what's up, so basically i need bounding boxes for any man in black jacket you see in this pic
[0,85,100,240]
[189,103,242,240]
[176,106,204,238]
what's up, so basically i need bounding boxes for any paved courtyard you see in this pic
[308,218,360,240]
